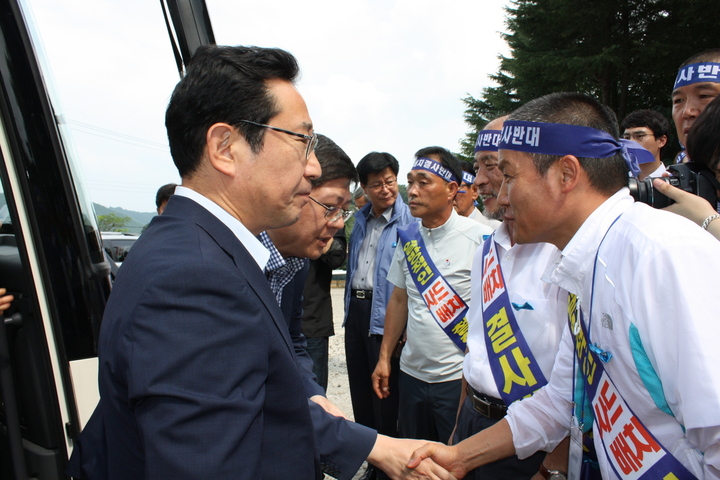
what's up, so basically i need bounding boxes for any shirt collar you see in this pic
[258,231,306,304]
[420,208,458,238]
[492,221,513,252]
[174,186,270,270]
[367,204,393,222]
[542,188,634,295]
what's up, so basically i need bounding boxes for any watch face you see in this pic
[548,474,567,480]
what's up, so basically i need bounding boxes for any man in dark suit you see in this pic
[267,135,457,480]
[72,45,323,480]
[70,45,454,480]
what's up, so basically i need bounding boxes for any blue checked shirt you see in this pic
[259,231,305,305]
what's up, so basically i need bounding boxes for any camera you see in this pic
[628,162,719,209]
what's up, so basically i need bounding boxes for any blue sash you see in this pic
[481,236,547,404]
[397,222,467,352]
[568,293,697,479]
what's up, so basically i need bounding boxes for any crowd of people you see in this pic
[52,44,720,480]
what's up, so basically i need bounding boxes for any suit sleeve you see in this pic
[308,400,377,480]
[125,263,285,479]
[281,261,325,398]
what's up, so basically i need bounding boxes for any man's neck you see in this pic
[372,202,391,218]
[421,207,453,229]
[461,205,476,217]
[638,159,663,180]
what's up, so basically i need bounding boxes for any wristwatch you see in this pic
[539,464,567,480]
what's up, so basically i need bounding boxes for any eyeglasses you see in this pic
[308,196,352,223]
[365,178,397,191]
[621,132,654,142]
[458,183,473,194]
[239,119,318,159]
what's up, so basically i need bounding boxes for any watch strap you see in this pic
[539,463,568,480]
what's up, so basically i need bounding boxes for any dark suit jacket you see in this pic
[280,260,376,480]
[71,195,320,479]
[302,227,347,338]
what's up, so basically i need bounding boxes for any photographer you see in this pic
[655,94,720,240]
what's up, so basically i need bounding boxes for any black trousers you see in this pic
[398,372,461,443]
[344,296,400,438]
[453,395,545,480]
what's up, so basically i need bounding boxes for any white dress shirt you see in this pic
[463,222,563,399]
[506,188,720,479]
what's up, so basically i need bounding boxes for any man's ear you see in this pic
[558,155,581,194]
[447,180,459,200]
[205,123,240,177]
[658,135,668,149]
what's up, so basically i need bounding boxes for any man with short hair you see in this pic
[454,162,499,230]
[354,185,369,209]
[74,44,325,480]
[452,139,568,479]
[671,48,720,162]
[372,147,492,444]
[620,110,669,179]
[408,92,720,479]
[344,152,414,455]
[267,134,420,480]
[473,117,507,226]
[154,183,177,214]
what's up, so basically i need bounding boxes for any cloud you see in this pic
[25,0,509,211]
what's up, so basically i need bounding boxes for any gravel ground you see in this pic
[323,287,374,480]
[325,287,354,419]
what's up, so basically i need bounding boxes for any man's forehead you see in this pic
[476,151,499,162]
[407,169,433,180]
[498,149,532,167]
[367,169,396,181]
[672,81,720,98]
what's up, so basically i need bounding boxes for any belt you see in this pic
[351,289,373,300]
[467,385,507,420]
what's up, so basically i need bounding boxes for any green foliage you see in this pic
[98,213,131,232]
[460,0,720,162]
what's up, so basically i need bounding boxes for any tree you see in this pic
[459,0,720,162]
[98,213,131,232]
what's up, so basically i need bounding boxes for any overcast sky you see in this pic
[25,0,509,212]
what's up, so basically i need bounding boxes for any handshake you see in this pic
[368,435,465,480]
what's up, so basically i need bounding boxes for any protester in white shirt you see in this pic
[407,92,720,480]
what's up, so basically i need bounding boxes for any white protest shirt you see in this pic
[505,188,720,479]
[388,210,492,383]
[463,222,564,399]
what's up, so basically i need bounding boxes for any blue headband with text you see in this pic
[458,171,475,193]
[498,120,654,177]
[474,129,502,152]
[412,157,460,184]
[674,62,720,89]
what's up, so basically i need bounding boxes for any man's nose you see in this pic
[305,151,322,180]
[496,179,509,207]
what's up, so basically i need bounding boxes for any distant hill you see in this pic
[93,203,156,234]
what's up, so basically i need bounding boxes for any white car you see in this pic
[101,231,139,266]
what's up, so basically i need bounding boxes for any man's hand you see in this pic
[368,435,458,480]
[0,288,13,313]
[309,395,348,419]
[407,443,467,479]
[372,359,392,399]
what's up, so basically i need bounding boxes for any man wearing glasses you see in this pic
[71,45,325,479]
[344,151,415,480]
[265,137,455,480]
[619,110,669,179]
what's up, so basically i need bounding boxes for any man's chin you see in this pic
[486,206,504,221]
